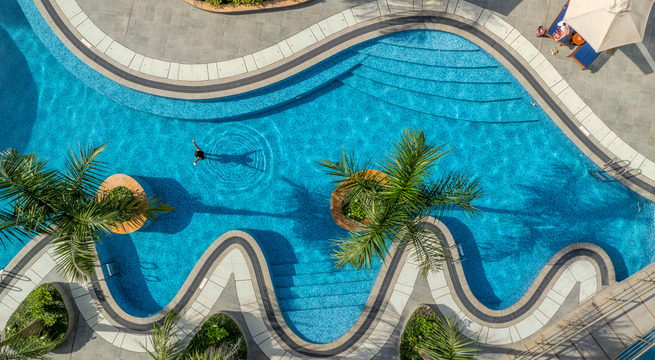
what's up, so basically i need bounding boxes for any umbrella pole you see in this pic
[540,0,553,52]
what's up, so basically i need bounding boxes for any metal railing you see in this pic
[515,277,655,359]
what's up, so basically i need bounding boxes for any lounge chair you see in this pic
[546,2,572,45]
[568,42,601,70]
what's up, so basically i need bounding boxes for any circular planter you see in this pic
[183,0,312,14]
[330,170,386,231]
[96,174,148,234]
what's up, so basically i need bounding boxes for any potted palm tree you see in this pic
[0,144,173,283]
[330,169,386,231]
[97,174,150,234]
[319,129,482,276]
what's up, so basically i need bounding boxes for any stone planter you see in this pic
[330,170,386,231]
[183,0,313,14]
[97,174,148,234]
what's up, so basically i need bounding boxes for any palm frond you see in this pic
[418,314,479,360]
[0,331,53,360]
[381,129,450,210]
[140,311,185,360]
[0,149,61,245]
[399,218,448,277]
[49,232,98,284]
[0,210,39,246]
[317,150,380,194]
[332,206,404,270]
[422,172,483,218]
[62,143,107,201]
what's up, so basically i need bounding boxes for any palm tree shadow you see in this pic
[0,20,38,151]
[96,233,162,316]
[279,177,346,261]
[479,163,634,280]
[138,176,300,234]
[440,216,502,309]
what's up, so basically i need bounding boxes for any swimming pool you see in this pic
[2,0,655,344]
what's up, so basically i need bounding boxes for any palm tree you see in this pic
[140,312,242,360]
[0,332,55,360]
[418,315,478,360]
[0,144,172,283]
[319,129,482,276]
[140,311,185,360]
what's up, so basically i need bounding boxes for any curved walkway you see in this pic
[0,218,615,358]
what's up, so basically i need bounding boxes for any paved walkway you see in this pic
[510,261,655,359]
[71,0,655,160]
[0,219,617,359]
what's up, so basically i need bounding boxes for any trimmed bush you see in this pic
[343,199,367,222]
[200,0,267,6]
[4,284,69,356]
[400,305,442,360]
[186,313,247,359]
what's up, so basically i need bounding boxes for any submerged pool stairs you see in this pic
[338,41,541,123]
[269,258,378,340]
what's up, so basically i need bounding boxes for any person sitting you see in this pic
[553,21,570,41]
[192,139,205,166]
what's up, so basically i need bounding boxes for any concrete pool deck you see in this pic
[6,0,655,358]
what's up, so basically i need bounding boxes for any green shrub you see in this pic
[186,314,247,359]
[103,186,138,222]
[343,199,367,222]
[201,0,266,6]
[4,283,69,356]
[399,305,442,360]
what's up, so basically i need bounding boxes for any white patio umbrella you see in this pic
[563,0,655,51]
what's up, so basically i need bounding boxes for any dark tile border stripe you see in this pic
[89,224,613,357]
[426,221,613,325]
[0,224,619,357]
[35,2,655,199]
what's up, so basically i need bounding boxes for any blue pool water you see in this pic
[3,0,655,344]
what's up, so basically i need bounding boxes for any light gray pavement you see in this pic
[75,0,655,160]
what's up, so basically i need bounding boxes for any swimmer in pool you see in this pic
[192,139,205,166]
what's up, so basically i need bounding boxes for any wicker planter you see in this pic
[330,170,386,231]
[97,174,148,234]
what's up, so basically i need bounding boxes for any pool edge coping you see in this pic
[29,0,655,200]
[0,221,617,357]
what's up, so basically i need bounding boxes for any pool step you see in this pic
[272,267,377,288]
[359,45,497,68]
[274,279,373,300]
[351,66,522,102]
[279,291,371,312]
[340,75,539,123]
[269,260,380,276]
[374,30,482,51]
[284,306,364,343]
[361,56,511,84]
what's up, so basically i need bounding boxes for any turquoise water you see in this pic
[3,0,655,344]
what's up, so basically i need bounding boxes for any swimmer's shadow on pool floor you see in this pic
[204,151,264,172]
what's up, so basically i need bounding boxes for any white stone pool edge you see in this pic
[48,0,655,181]
[0,227,605,359]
